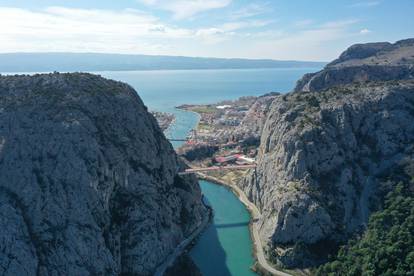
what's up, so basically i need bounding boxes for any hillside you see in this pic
[0,73,207,275]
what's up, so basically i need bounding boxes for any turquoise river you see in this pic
[99,68,322,276]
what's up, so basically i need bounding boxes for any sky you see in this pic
[0,0,413,61]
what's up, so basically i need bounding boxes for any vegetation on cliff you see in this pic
[316,159,414,275]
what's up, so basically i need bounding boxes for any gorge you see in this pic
[1,38,413,276]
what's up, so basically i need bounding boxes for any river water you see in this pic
[99,67,321,276]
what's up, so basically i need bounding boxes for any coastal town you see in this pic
[153,92,279,184]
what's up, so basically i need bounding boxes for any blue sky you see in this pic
[0,0,413,61]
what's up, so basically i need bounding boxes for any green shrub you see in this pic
[315,181,414,276]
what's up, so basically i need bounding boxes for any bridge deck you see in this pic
[178,164,256,175]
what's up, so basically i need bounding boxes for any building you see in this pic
[213,154,255,165]
[214,154,241,164]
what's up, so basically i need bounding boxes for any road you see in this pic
[153,207,211,276]
[197,172,292,276]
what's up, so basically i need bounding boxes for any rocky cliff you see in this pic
[242,80,414,267]
[295,38,414,92]
[241,41,414,268]
[0,73,207,275]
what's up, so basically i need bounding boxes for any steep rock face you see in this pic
[295,38,414,92]
[241,80,414,267]
[0,73,207,275]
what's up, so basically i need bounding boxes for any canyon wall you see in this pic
[0,73,207,275]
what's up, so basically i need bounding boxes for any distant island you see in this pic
[0,52,326,73]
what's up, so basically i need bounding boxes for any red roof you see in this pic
[215,154,241,163]
[215,157,227,163]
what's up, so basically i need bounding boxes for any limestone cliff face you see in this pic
[0,73,207,275]
[295,38,414,92]
[241,80,414,267]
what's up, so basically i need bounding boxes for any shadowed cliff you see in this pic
[0,73,207,275]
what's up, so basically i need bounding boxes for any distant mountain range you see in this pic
[0,53,326,73]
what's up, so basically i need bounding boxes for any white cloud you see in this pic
[195,20,273,44]
[195,28,229,44]
[349,1,380,8]
[137,0,232,19]
[245,19,361,61]
[0,6,271,55]
[229,3,270,20]
[0,7,192,54]
[221,20,273,31]
[360,28,371,34]
[320,19,359,29]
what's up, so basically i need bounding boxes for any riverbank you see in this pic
[196,173,293,276]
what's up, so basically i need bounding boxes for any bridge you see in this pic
[178,164,256,175]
